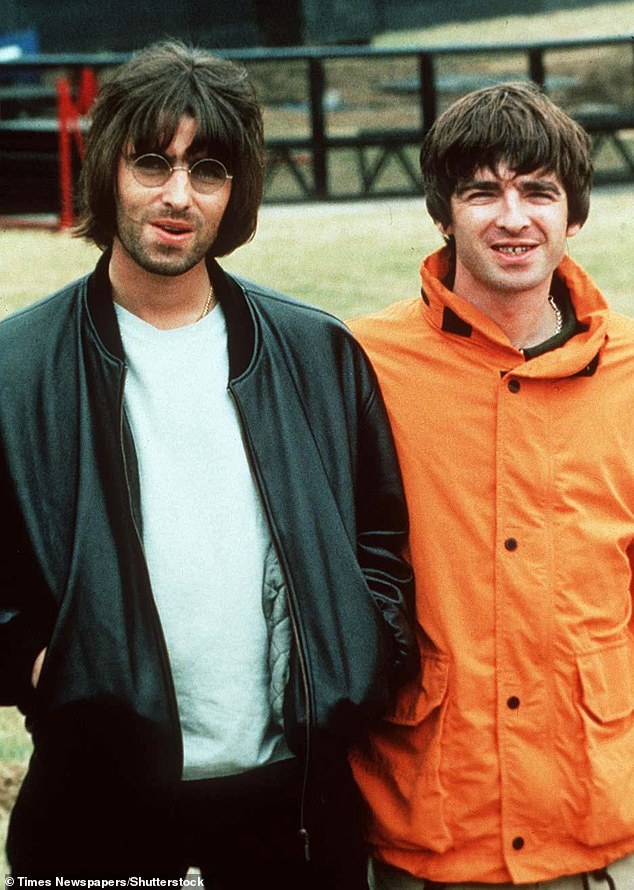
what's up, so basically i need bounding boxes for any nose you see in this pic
[496,190,529,232]
[160,167,193,209]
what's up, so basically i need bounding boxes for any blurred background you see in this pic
[1,0,633,213]
[0,0,628,51]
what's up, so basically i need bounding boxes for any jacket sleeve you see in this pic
[0,463,53,712]
[355,370,419,690]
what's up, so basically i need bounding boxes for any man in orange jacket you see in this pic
[349,82,634,889]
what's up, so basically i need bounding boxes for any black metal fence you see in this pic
[1,34,633,216]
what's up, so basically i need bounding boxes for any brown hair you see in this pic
[74,40,264,256]
[420,81,593,229]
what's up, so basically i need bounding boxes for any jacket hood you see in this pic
[419,247,609,380]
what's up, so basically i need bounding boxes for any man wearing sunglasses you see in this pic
[0,40,416,885]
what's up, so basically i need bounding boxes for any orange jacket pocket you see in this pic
[572,639,634,846]
[578,640,634,722]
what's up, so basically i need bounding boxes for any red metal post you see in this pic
[56,78,75,229]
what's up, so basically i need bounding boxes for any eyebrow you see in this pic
[456,178,563,197]
[455,181,499,197]
[518,179,563,195]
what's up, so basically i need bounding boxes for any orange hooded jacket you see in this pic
[349,248,634,884]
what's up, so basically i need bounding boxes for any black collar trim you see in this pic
[441,306,473,338]
[85,250,256,381]
[571,353,600,377]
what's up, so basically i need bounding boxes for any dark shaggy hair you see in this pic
[420,81,593,229]
[74,40,264,256]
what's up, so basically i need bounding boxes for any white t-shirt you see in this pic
[116,302,289,779]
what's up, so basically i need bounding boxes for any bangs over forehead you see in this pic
[75,40,264,254]
[125,87,237,167]
[420,82,593,228]
[438,91,576,186]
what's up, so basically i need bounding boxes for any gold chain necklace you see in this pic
[520,295,563,352]
[198,284,215,321]
[548,294,563,337]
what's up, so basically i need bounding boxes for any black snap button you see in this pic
[507,696,520,709]
[508,378,521,393]
[512,836,525,850]
[504,537,518,551]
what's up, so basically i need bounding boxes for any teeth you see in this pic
[496,245,531,255]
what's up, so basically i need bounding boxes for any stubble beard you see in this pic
[116,211,216,278]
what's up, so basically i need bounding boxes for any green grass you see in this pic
[224,186,634,319]
[0,710,30,763]
[0,710,30,875]
[374,1,634,44]
[2,182,633,324]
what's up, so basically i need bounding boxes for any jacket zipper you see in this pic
[228,384,313,861]
[285,580,313,862]
[118,358,313,853]
[117,365,184,774]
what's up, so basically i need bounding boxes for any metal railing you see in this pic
[1,34,633,215]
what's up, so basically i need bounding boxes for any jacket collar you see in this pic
[419,246,609,379]
[85,250,256,381]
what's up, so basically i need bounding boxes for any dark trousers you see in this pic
[176,757,368,889]
[9,754,368,888]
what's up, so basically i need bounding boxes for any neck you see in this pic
[109,244,215,330]
[487,293,558,350]
[452,275,558,351]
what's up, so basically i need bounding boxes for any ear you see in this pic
[436,218,453,237]
[566,221,581,238]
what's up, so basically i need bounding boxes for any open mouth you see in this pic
[493,244,536,256]
[150,220,196,246]
[154,221,193,235]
